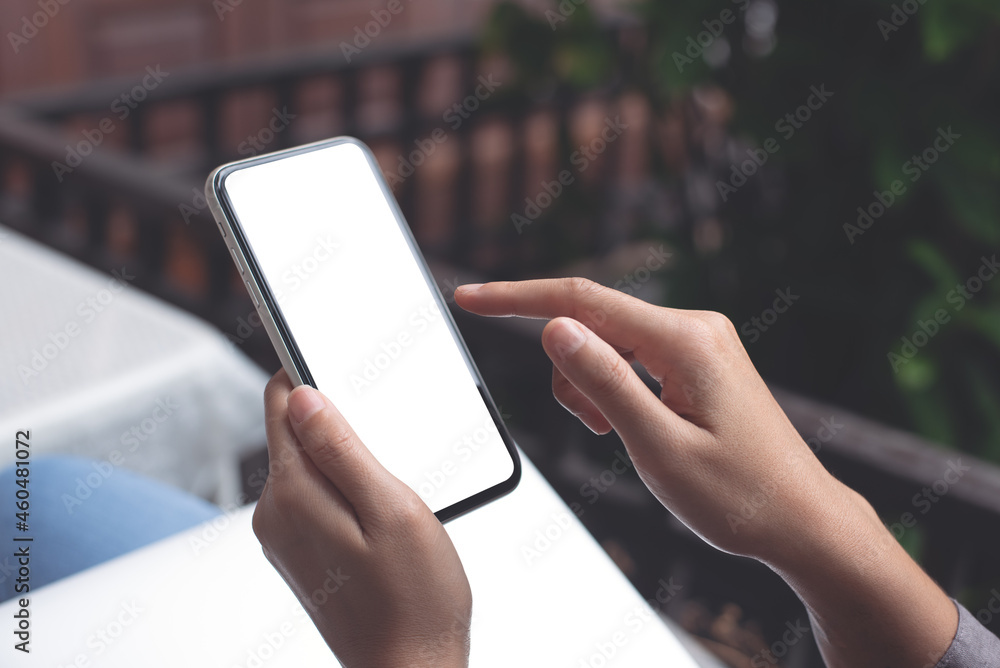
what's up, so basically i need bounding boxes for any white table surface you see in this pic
[0,454,701,667]
[0,226,269,504]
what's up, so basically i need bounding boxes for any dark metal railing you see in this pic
[0,33,639,365]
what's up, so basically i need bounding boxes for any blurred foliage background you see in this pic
[483,0,1000,464]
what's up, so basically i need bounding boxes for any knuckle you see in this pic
[252,483,305,547]
[380,489,429,533]
[686,311,734,348]
[565,276,604,302]
[251,499,272,544]
[699,310,737,335]
[395,491,427,523]
[309,423,360,468]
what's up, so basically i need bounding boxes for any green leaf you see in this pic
[897,362,957,446]
[920,1,982,62]
[896,354,937,391]
[895,521,926,563]
[906,239,960,292]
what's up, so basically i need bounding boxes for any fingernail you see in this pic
[558,319,587,357]
[456,283,483,296]
[288,385,325,424]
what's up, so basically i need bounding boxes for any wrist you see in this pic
[758,474,885,576]
[755,475,957,667]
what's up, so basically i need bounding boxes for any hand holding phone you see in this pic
[253,369,472,667]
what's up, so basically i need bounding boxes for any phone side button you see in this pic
[217,219,227,238]
[230,246,245,274]
[245,280,260,308]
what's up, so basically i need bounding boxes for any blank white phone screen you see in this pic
[223,141,514,513]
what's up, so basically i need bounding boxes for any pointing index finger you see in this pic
[455,277,675,354]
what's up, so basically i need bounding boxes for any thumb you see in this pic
[286,385,405,518]
[541,317,682,447]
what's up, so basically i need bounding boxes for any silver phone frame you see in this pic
[205,136,521,522]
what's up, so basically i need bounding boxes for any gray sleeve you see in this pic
[935,600,1000,668]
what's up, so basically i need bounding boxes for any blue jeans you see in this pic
[0,456,221,602]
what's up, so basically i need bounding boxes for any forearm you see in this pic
[763,479,957,668]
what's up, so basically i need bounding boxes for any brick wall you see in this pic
[0,0,512,95]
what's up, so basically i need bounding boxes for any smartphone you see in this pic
[205,137,520,522]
